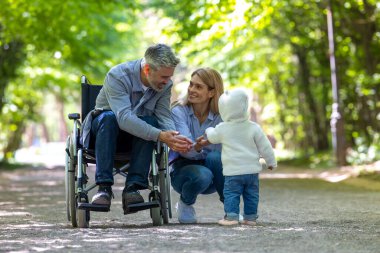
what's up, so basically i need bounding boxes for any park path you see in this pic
[0,164,379,253]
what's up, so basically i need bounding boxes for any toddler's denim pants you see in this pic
[223,173,259,221]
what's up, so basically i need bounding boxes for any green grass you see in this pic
[263,174,380,192]
[343,177,380,191]
[0,161,35,171]
[277,151,337,170]
[357,171,380,181]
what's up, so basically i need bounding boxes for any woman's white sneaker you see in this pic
[176,199,197,224]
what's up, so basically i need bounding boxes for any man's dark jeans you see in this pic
[90,111,158,189]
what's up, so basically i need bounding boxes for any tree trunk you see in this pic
[272,77,289,148]
[55,95,68,142]
[41,122,50,143]
[3,123,26,161]
[295,47,329,151]
[327,0,347,166]
[0,37,25,113]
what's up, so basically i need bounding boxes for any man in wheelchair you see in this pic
[81,44,192,213]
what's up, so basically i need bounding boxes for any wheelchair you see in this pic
[65,76,172,228]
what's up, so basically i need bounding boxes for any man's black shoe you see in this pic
[91,185,113,207]
[122,185,144,214]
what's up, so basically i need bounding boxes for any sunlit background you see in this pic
[0,0,379,169]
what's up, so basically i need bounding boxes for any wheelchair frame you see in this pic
[65,76,172,228]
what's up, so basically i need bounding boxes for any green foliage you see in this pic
[0,76,42,159]
[1,0,142,80]
[278,150,336,170]
[0,161,33,170]
[150,0,380,165]
[0,0,144,157]
[347,132,380,165]
[0,0,379,166]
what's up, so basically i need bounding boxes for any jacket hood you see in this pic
[218,88,250,122]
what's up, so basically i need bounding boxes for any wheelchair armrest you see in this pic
[68,113,81,120]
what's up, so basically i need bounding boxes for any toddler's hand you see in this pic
[196,135,210,146]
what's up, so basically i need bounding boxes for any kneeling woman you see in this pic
[170,67,224,223]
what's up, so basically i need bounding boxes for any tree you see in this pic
[327,0,346,165]
[0,0,142,159]
[150,0,380,164]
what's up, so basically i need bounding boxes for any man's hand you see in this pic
[158,131,193,152]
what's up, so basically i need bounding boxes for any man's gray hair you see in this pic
[142,43,180,70]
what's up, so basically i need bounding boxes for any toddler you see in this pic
[205,88,277,226]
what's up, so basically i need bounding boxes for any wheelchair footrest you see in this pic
[126,200,160,213]
[78,203,110,212]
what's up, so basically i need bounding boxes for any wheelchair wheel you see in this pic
[68,170,78,227]
[151,206,163,226]
[149,191,163,226]
[65,136,78,227]
[65,137,71,222]
[77,210,89,228]
[158,145,171,223]
[159,170,170,224]
[75,150,91,228]
[77,194,90,228]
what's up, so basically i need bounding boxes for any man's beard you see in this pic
[147,77,164,92]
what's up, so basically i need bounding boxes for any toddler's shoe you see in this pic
[176,199,197,224]
[218,218,239,226]
[241,220,257,226]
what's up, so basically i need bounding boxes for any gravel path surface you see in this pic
[0,166,379,253]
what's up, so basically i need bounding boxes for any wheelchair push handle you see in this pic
[68,113,80,120]
[81,75,88,84]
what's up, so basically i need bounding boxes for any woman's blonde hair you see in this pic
[174,67,224,114]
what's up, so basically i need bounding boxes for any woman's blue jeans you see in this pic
[90,111,157,189]
[224,174,259,221]
[170,151,224,205]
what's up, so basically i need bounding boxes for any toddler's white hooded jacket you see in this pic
[206,89,277,176]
